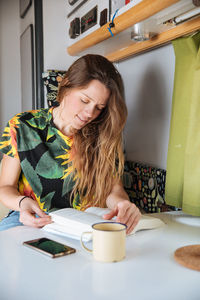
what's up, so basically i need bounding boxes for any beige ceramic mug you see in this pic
[81,222,127,263]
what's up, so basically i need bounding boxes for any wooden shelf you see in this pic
[67,0,179,56]
[67,0,200,62]
[106,16,200,62]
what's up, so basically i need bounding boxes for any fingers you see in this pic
[115,201,141,234]
[116,200,132,223]
[33,205,49,218]
[19,197,52,228]
[103,208,118,220]
[19,210,52,228]
[126,211,141,234]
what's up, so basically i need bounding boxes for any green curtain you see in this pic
[165,31,200,217]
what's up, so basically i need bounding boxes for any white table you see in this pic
[0,211,200,300]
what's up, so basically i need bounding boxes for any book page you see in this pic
[85,207,112,217]
[43,208,115,240]
[49,208,113,227]
[132,215,165,234]
[43,222,93,241]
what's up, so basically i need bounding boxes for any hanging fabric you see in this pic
[165,31,200,216]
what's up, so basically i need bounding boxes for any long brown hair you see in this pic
[57,54,127,208]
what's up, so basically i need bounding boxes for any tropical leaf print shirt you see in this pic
[0,108,80,212]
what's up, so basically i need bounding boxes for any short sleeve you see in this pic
[0,115,19,159]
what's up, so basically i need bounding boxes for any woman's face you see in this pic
[60,79,110,130]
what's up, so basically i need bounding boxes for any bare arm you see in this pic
[104,179,141,234]
[0,154,22,210]
[0,155,51,227]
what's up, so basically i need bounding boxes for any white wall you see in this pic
[0,0,21,138]
[118,45,175,169]
[43,0,76,71]
[42,0,76,108]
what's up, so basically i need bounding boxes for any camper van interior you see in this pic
[0,0,200,299]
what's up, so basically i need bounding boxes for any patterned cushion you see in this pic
[123,161,177,213]
[42,70,66,107]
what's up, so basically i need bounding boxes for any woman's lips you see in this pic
[77,115,88,124]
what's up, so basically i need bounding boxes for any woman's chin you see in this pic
[73,120,88,130]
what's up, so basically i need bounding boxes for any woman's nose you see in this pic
[85,105,95,117]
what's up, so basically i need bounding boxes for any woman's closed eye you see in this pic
[96,106,104,111]
[81,99,89,104]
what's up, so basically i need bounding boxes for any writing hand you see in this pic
[19,197,52,228]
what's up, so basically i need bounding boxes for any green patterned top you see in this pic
[0,108,81,211]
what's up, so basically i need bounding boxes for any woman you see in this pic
[0,54,141,233]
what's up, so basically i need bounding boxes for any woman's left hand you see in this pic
[103,200,141,234]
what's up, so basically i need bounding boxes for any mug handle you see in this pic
[80,231,92,253]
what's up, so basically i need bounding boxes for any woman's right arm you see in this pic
[0,154,51,227]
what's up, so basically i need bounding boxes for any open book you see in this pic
[43,207,165,241]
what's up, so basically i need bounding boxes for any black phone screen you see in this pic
[23,238,76,258]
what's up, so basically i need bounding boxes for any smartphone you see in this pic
[23,237,76,258]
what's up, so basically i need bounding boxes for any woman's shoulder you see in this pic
[15,108,50,118]
[8,108,52,127]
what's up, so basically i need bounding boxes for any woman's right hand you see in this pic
[19,197,52,228]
